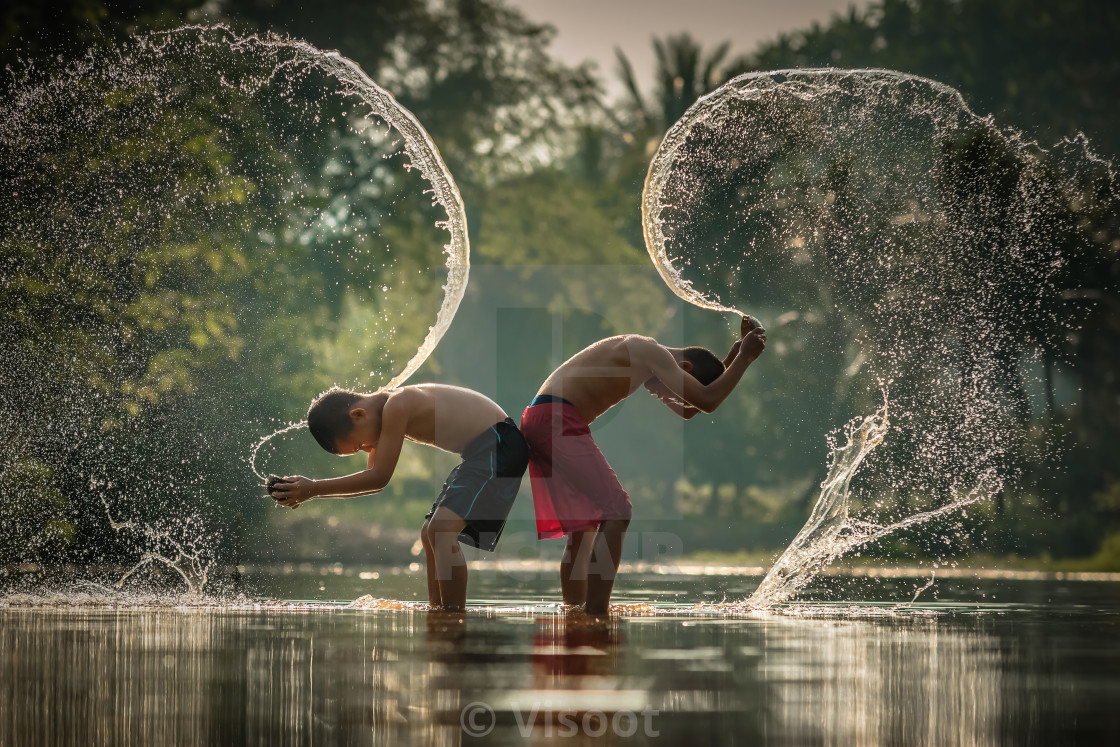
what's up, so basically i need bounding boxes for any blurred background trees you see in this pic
[1,0,1117,571]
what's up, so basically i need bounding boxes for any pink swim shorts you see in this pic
[520,395,633,539]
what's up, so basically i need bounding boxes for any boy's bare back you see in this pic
[375,384,507,455]
[536,336,665,423]
[536,323,766,425]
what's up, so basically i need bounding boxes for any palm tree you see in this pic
[615,33,734,134]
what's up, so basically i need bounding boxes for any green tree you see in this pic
[615,32,732,136]
[744,0,1120,158]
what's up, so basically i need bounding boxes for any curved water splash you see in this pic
[642,69,1109,605]
[254,31,470,393]
[226,28,471,479]
[1,26,470,588]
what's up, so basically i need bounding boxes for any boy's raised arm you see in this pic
[642,326,765,414]
[722,316,762,367]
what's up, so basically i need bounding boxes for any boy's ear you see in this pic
[349,406,367,423]
[680,360,694,373]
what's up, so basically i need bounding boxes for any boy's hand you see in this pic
[270,475,315,509]
[722,316,760,368]
[741,315,762,338]
[740,325,766,363]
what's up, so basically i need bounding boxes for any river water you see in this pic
[2,568,1118,745]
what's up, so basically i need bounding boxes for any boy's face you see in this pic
[333,406,380,455]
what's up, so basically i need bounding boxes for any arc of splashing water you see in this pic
[254,30,471,393]
[204,29,472,479]
[743,403,1000,609]
[744,406,889,608]
[641,91,742,317]
[641,67,972,320]
[249,419,309,481]
[281,38,471,394]
[640,69,1007,608]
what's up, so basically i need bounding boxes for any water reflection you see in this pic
[1,584,1118,745]
[759,614,1006,745]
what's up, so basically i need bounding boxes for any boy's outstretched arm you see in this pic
[271,401,408,510]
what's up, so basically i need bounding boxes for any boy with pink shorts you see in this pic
[520,317,766,614]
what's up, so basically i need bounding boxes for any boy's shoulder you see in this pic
[619,334,665,358]
[622,333,659,346]
[583,334,657,354]
[564,335,662,368]
[383,386,426,413]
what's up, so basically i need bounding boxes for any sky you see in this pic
[508,0,868,98]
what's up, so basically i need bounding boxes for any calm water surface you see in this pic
[2,569,1118,746]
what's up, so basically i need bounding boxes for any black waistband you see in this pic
[529,393,573,407]
[460,417,517,458]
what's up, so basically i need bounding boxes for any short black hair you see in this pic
[307,388,363,455]
[681,346,724,386]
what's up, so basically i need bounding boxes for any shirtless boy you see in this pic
[270,384,529,611]
[520,317,766,614]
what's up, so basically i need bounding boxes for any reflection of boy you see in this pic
[520,317,766,614]
[270,384,529,611]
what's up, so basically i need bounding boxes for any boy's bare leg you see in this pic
[560,530,596,606]
[585,516,631,615]
[420,518,442,608]
[426,506,469,611]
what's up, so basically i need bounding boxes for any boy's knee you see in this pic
[421,519,435,547]
[432,536,463,568]
[428,522,462,552]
